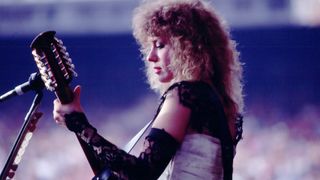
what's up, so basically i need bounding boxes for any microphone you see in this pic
[0,72,45,102]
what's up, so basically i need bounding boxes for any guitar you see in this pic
[30,31,104,176]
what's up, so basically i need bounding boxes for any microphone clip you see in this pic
[25,72,45,93]
[0,72,45,102]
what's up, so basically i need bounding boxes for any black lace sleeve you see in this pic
[64,112,179,180]
[163,81,217,134]
[163,81,206,110]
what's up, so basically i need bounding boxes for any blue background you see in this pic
[1,26,320,179]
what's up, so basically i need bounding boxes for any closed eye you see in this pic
[155,41,165,49]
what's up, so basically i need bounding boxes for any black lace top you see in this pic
[161,81,243,143]
[64,81,243,180]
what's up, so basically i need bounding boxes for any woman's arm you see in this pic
[151,87,191,143]
[53,86,191,179]
[65,112,178,179]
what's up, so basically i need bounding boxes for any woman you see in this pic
[53,0,244,179]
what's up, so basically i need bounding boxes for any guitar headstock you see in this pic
[30,31,77,104]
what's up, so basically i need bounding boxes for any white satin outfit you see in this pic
[159,133,223,180]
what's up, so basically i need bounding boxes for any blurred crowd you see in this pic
[1,98,319,180]
[234,104,320,180]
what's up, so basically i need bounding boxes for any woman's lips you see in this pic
[154,67,161,74]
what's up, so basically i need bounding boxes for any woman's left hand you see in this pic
[53,85,84,127]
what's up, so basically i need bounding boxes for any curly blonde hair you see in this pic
[132,0,244,121]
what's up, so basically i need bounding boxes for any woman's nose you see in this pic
[147,48,158,62]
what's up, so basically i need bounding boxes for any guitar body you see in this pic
[30,31,104,175]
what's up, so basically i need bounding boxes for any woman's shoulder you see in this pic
[162,81,215,109]
[165,81,211,92]
[164,81,213,98]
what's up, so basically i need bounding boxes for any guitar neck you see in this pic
[56,85,74,104]
[30,31,103,176]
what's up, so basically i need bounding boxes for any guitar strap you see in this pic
[92,99,162,180]
[123,93,167,153]
[123,119,154,153]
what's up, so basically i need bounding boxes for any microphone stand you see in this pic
[0,91,43,180]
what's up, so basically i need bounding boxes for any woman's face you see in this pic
[146,36,174,83]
